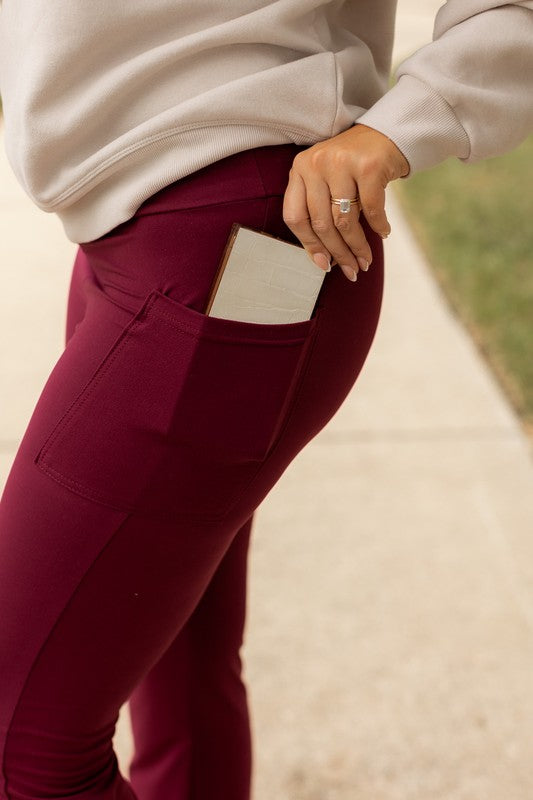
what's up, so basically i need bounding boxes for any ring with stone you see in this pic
[330,196,360,213]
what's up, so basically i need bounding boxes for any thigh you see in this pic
[0,499,242,797]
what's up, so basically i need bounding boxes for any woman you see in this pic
[0,1,531,798]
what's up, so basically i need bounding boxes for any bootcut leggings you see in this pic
[0,142,383,800]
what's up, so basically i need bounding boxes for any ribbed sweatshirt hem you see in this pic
[53,123,315,243]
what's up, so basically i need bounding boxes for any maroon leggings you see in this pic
[0,143,383,800]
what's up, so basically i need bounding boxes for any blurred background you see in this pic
[1,1,532,798]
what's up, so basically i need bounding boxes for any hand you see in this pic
[282,123,410,281]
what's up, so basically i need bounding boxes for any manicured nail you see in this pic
[313,252,331,271]
[357,257,369,272]
[341,265,357,282]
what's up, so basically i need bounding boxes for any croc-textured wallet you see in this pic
[205,223,327,324]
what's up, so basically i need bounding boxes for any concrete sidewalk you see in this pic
[2,3,533,798]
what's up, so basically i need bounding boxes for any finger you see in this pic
[305,176,359,280]
[330,191,373,273]
[282,169,332,272]
[357,177,391,239]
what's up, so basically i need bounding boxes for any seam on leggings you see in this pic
[261,195,270,233]
[34,461,136,513]
[250,149,269,199]
[215,309,323,523]
[1,512,133,799]
[135,193,279,217]
[260,310,322,458]
[35,295,160,470]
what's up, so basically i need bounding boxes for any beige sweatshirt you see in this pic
[0,1,532,243]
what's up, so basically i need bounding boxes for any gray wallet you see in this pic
[205,223,327,324]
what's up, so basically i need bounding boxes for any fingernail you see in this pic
[381,228,391,239]
[313,253,331,271]
[341,265,357,282]
[357,257,369,272]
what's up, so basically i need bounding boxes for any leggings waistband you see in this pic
[133,142,310,218]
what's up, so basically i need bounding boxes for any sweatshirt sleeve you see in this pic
[356,1,533,173]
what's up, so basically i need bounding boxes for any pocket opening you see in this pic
[149,288,319,344]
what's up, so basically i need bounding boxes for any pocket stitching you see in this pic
[35,459,134,511]
[36,323,140,469]
[35,292,161,471]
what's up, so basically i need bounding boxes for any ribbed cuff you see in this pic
[355,74,471,175]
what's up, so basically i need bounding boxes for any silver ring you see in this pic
[331,197,360,214]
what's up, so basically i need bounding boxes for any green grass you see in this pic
[395,136,533,432]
